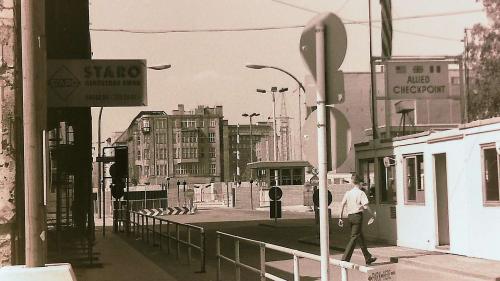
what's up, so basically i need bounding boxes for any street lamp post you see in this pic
[242,112,260,179]
[247,64,305,160]
[256,87,285,186]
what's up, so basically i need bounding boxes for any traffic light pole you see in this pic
[315,23,331,281]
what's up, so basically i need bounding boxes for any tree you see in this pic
[467,0,500,120]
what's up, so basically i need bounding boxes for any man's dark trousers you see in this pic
[341,212,372,262]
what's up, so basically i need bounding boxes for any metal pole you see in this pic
[22,0,46,266]
[98,107,103,218]
[368,0,378,140]
[298,87,303,160]
[249,117,253,179]
[236,124,240,185]
[315,23,330,281]
[102,158,106,237]
[271,91,279,187]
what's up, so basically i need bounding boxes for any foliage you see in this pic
[467,0,500,120]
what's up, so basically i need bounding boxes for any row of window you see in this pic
[172,147,217,159]
[359,144,500,205]
[137,164,168,177]
[176,118,218,128]
[174,163,217,175]
[172,132,216,144]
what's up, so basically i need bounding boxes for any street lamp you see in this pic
[256,87,285,186]
[242,112,260,179]
[246,64,305,160]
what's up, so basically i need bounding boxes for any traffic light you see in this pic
[111,178,125,199]
[110,146,128,178]
[110,146,128,199]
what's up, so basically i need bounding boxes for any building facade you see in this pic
[115,105,225,186]
[223,121,273,182]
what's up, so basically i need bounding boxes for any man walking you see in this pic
[338,174,377,265]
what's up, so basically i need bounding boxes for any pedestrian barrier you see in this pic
[215,231,395,281]
[130,211,206,273]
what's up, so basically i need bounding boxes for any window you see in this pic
[210,163,216,175]
[482,146,500,203]
[144,166,150,176]
[144,149,150,160]
[156,133,166,144]
[209,147,216,158]
[137,150,141,160]
[282,169,291,185]
[292,168,303,185]
[210,119,217,127]
[404,154,425,204]
[136,134,141,145]
[209,132,216,143]
[379,157,397,204]
[359,159,376,203]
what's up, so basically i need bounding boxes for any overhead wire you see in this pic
[90,1,483,42]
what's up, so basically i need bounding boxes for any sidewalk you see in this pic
[73,227,180,281]
[299,231,500,281]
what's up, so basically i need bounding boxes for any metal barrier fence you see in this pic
[130,211,206,273]
[216,231,380,281]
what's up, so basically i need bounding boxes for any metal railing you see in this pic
[216,231,373,281]
[130,211,206,273]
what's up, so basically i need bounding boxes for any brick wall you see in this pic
[0,0,18,266]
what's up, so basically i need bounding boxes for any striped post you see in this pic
[380,0,392,58]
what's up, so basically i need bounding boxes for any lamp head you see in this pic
[279,87,288,93]
[256,89,266,94]
[246,64,265,69]
[250,113,260,117]
[148,64,171,70]
[271,86,278,92]
[242,113,249,117]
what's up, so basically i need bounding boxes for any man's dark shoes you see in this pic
[366,257,377,265]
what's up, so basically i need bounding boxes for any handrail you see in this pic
[216,231,374,281]
[129,210,206,273]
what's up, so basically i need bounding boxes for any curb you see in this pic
[395,257,499,281]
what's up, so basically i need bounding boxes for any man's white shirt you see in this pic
[341,186,369,215]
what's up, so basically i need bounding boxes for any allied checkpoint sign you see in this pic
[386,60,449,99]
[47,59,147,107]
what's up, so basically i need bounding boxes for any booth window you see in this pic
[482,146,500,203]
[292,168,303,185]
[404,154,425,204]
[358,159,376,203]
[379,157,397,204]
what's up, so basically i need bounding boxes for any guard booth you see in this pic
[247,161,310,207]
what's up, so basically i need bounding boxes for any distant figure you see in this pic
[338,174,377,265]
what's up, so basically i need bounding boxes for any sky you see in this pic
[88,0,487,143]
